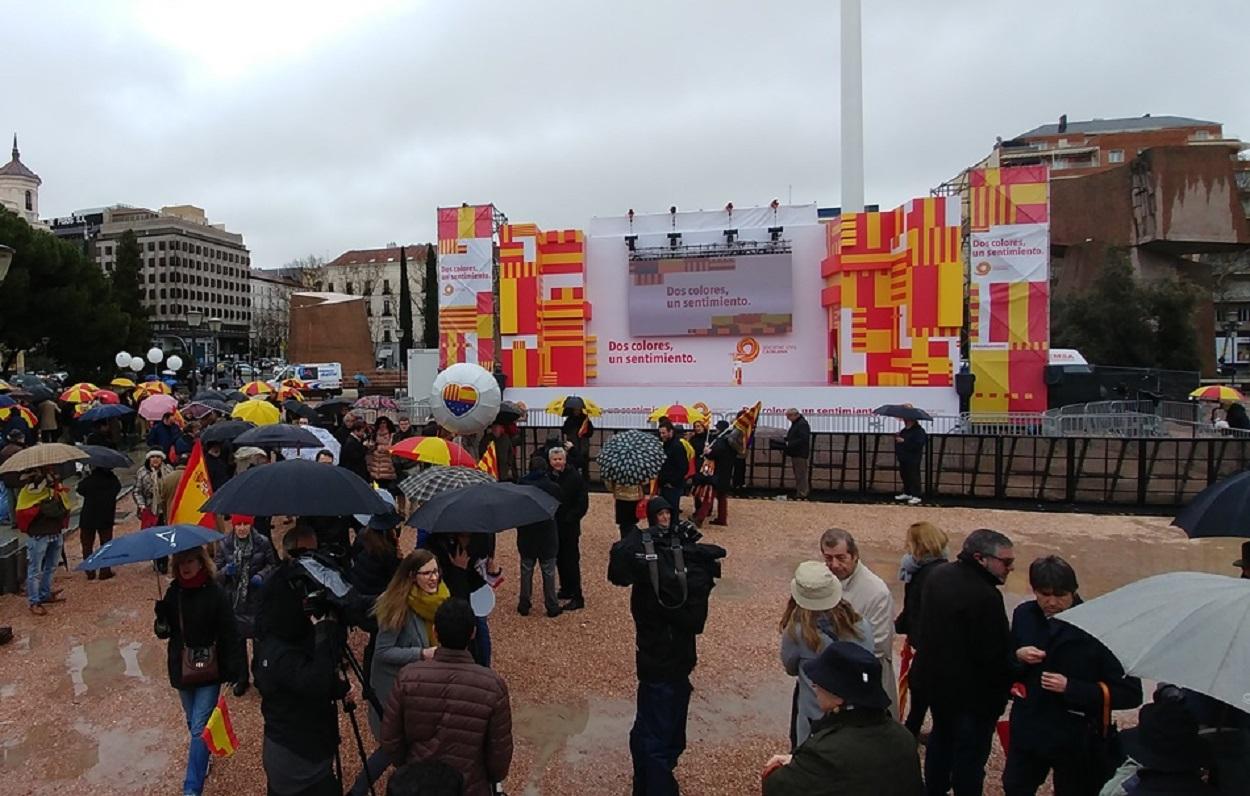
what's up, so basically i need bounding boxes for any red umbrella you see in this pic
[94,389,120,405]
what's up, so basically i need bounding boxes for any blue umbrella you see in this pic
[77,524,224,571]
[0,395,15,409]
[79,404,135,423]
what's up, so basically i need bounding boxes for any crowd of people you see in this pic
[1,384,1246,796]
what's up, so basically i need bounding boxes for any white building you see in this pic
[249,267,302,359]
[322,245,428,368]
[0,135,42,226]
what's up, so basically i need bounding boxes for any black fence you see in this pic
[515,427,1250,511]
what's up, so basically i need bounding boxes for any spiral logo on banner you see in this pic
[430,363,502,435]
[734,337,761,363]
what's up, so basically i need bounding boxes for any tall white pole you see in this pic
[840,0,865,212]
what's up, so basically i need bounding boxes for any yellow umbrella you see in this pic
[60,385,98,403]
[138,380,171,395]
[648,404,708,425]
[1189,385,1244,402]
[109,377,137,389]
[545,396,603,417]
[241,380,274,396]
[232,398,280,425]
[0,379,10,392]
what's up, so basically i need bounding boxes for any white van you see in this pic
[272,362,344,394]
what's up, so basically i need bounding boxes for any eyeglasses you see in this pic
[983,554,1016,568]
[414,568,440,579]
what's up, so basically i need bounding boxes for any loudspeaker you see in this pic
[954,372,976,400]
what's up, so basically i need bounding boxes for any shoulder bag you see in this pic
[178,591,220,686]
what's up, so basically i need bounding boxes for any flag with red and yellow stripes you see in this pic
[201,695,238,757]
[732,401,762,450]
[477,441,499,479]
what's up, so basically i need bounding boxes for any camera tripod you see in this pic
[334,644,385,796]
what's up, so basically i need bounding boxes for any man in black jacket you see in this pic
[894,418,927,505]
[338,418,370,482]
[783,409,811,499]
[1003,556,1141,796]
[911,528,1014,796]
[255,527,349,796]
[549,446,589,611]
[516,455,563,618]
[657,420,688,517]
[609,497,726,795]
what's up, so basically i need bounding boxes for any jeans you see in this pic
[789,456,810,498]
[472,616,492,668]
[556,523,583,600]
[518,557,559,614]
[26,533,63,605]
[179,683,221,795]
[630,677,693,796]
[925,708,999,796]
[659,486,683,518]
[350,748,389,796]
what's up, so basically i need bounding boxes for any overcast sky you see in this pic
[3,1,1246,267]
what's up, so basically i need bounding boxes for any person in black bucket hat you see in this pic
[762,641,922,796]
[1115,701,1212,794]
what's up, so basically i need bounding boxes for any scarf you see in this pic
[231,532,254,609]
[177,567,210,589]
[406,581,450,645]
[898,552,947,583]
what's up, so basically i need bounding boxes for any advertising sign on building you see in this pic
[436,204,496,368]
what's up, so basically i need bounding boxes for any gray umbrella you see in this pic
[1058,572,1250,710]
[597,429,666,486]
[398,466,495,503]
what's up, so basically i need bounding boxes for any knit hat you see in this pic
[144,450,166,461]
[791,561,842,611]
[230,514,254,527]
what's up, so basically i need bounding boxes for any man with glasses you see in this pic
[910,528,1014,796]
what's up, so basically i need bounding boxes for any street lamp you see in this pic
[0,244,14,284]
[1222,308,1240,380]
[208,316,223,384]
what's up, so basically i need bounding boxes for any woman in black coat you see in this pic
[213,514,277,697]
[351,511,403,683]
[154,546,240,796]
[893,521,949,737]
[76,466,121,581]
[1003,556,1142,796]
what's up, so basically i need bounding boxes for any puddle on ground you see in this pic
[0,720,96,777]
[66,638,149,697]
[0,718,169,785]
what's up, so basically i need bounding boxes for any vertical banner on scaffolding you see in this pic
[436,205,496,369]
[967,166,1050,413]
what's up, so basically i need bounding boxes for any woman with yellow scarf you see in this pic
[353,550,448,796]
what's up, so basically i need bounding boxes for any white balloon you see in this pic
[128,356,145,372]
[114,351,132,368]
[146,347,164,364]
[167,355,183,371]
[430,363,502,435]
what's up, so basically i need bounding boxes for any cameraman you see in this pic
[255,525,348,796]
[609,496,726,796]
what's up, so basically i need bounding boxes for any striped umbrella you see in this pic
[648,404,709,425]
[60,385,98,403]
[0,405,37,429]
[276,386,304,402]
[240,380,274,397]
[391,436,477,467]
[67,381,100,393]
[231,398,280,426]
[398,465,495,503]
[597,429,666,486]
[137,380,172,396]
[279,378,307,389]
[1190,385,1244,402]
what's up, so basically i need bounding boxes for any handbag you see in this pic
[178,592,220,686]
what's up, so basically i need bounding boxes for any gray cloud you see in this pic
[3,1,1246,266]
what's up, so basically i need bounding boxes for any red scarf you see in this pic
[177,567,210,589]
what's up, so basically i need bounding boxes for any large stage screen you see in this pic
[627,251,793,337]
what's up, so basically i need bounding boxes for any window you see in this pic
[366,302,373,316]
[159,241,166,251]
[159,257,166,267]
[346,281,354,294]
[326,282,334,292]
[365,280,373,295]
[1108,149,1124,163]
[383,279,392,294]
[105,246,113,255]
[24,190,32,211]
[383,300,393,316]
[383,329,392,343]
[1239,307,1250,323]
[147,242,155,252]
[1193,130,1211,141]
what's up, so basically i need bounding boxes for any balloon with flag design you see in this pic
[429,363,501,435]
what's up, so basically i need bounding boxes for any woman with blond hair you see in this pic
[894,520,950,737]
[153,545,239,796]
[780,561,873,747]
[352,550,449,796]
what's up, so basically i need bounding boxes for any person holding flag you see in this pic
[694,421,739,528]
[478,423,513,482]
[478,439,500,479]
[214,514,278,697]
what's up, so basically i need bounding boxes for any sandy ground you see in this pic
[0,494,1239,795]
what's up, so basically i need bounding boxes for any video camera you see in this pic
[286,549,362,625]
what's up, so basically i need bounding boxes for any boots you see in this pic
[710,493,728,526]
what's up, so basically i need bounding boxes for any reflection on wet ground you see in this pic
[66,637,149,697]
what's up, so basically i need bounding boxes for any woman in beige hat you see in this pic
[780,560,875,747]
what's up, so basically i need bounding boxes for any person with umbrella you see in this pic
[153,544,240,796]
[550,446,589,612]
[147,411,184,459]
[422,528,499,667]
[76,460,123,581]
[15,465,72,614]
[0,428,26,527]
[887,409,928,505]
[561,401,593,479]
[1003,555,1142,796]
[213,514,278,698]
[516,454,564,619]
[367,416,400,495]
[351,510,404,685]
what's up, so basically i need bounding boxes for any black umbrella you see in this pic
[200,420,255,444]
[77,444,132,470]
[194,390,229,401]
[874,404,933,422]
[314,397,353,415]
[284,399,318,421]
[201,458,390,516]
[195,398,232,414]
[1172,471,1250,538]
[494,400,524,425]
[560,395,586,416]
[224,390,248,403]
[597,429,666,486]
[26,385,55,404]
[408,481,558,533]
[234,424,323,449]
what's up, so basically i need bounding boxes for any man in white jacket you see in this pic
[820,527,898,717]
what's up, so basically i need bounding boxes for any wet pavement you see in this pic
[0,494,1240,794]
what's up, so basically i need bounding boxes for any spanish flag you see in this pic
[171,440,217,529]
[201,695,238,757]
[733,401,762,449]
[14,483,71,533]
[477,441,499,479]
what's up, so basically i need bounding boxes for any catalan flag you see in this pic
[477,441,499,479]
[200,695,238,757]
[578,416,593,438]
[168,441,217,529]
[733,401,762,450]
